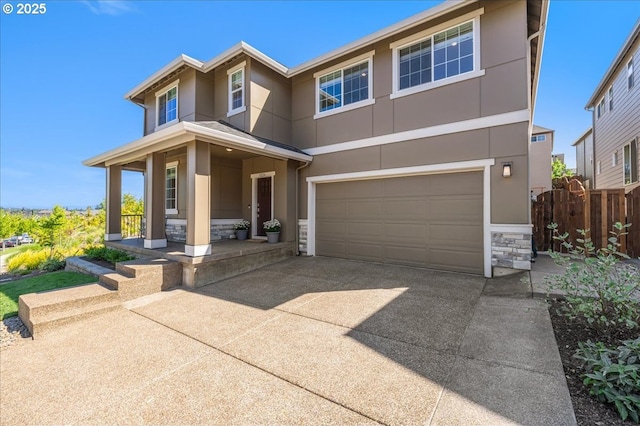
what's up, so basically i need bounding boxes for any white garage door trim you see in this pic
[306,159,495,277]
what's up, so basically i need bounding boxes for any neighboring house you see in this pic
[530,125,554,195]
[585,18,640,192]
[84,0,548,279]
[572,128,594,188]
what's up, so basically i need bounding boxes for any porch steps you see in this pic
[98,258,182,301]
[19,258,182,339]
[18,284,122,338]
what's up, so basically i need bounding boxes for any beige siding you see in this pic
[195,71,216,121]
[530,133,552,195]
[212,56,251,131]
[211,156,242,218]
[248,61,292,144]
[143,69,197,136]
[594,39,640,192]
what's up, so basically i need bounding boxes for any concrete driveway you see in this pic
[1,257,576,425]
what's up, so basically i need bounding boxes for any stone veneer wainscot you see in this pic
[491,231,532,270]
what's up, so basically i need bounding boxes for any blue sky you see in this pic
[1,0,639,209]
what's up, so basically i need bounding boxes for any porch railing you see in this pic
[121,214,144,239]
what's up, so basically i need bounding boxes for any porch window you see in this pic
[227,62,246,116]
[156,82,179,128]
[623,140,638,185]
[166,162,178,214]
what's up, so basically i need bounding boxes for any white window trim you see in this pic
[597,96,605,118]
[390,9,484,100]
[612,151,618,167]
[608,86,613,111]
[155,80,179,131]
[314,51,375,120]
[628,58,634,90]
[227,61,247,117]
[596,161,601,175]
[623,139,638,186]
[166,160,178,215]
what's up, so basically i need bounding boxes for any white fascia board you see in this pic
[288,0,475,77]
[586,18,640,108]
[571,128,593,146]
[124,54,204,101]
[203,41,289,77]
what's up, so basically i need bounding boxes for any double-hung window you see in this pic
[531,135,546,142]
[608,86,614,111]
[628,58,635,90]
[314,52,373,118]
[156,82,179,128]
[390,10,483,98]
[227,61,246,116]
[597,97,605,118]
[166,162,178,214]
[623,140,638,185]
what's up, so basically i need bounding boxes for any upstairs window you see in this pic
[608,86,614,111]
[156,82,179,128]
[390,11,483,99]
[227,61,246,116]
[628,58,635,90]
[166,162,178,214]
[597,97,605,118]
[623,140,638,185]
[531,135,546,142]
[314,52,374,118]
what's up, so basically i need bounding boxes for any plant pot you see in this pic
[266,231,280,243]
[235,229,249,240]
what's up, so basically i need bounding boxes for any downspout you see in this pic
[526,30,540,226]
[585,106,596,188]
[295,161,310,256]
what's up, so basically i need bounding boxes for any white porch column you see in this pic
[144,152,168,249]
[185,140,211,256]
[105,165,122,241]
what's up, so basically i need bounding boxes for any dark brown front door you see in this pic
[256,177,272,236]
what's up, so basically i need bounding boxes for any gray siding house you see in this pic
[585,18,640,192]
[84,0,548,282]
[572,128,594,188]
[530,125,553,195]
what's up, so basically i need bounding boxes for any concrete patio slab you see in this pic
[131,288,282,348]
[84,348,377,426]
[459,296,565,374]
[0,310,212,426]
[432,357,576,426]
[223,312,455,425]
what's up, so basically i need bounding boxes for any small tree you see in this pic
[38,205,68,259]
[552,158,574,179]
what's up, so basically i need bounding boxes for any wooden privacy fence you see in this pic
[532,185,640,257]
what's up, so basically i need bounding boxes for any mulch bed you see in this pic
[79,256,115,270]
[548,299,638,425]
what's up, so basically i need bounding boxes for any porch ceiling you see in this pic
[83,120,312,168]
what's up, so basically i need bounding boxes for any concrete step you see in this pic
[99,272,133,291]
[101,258,182,302]
[19,284,122,338]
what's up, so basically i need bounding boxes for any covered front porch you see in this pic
[84,120,312,275]
[106,237,295,287]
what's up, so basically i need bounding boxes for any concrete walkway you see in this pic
[0,257,576,425]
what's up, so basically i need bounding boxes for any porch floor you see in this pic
[106,238,296,266]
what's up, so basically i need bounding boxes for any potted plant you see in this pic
[233,219,250,240]
[263,219,281,243]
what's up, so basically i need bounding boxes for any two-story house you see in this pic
[572,128,594,188]
[584,18,640,192]
[529,124,553,195]
[84,0,548,284]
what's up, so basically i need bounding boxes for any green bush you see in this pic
[575,338,640,423]
[7,250,49,272]
[85,245,134,264]
[545,222,640,333]
[41,258,66,272]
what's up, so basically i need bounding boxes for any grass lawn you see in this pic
[0,271,96,319]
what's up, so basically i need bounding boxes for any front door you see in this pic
[256,177,272,236]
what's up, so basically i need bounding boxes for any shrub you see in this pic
[545,222,640,333]
[575,338,640,423]
[41,258,66,272]
[7,250,49,272]
[85,245,134,264]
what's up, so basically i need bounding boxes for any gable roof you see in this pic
[126,1,547,103]
[586,18,640,108]
[532,125,553,134]
[571,128,593,147]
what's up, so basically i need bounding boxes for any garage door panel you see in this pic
[317,220,347,235]
[347,242,384,260]
[317,201,347,218]
[347,201,383,218]
[384,200,428,220]
[315,172,483,274]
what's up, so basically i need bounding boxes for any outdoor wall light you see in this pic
[226,148,233,152]
[502,163,512,178]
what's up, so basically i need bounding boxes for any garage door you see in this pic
[315,172,483,274]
